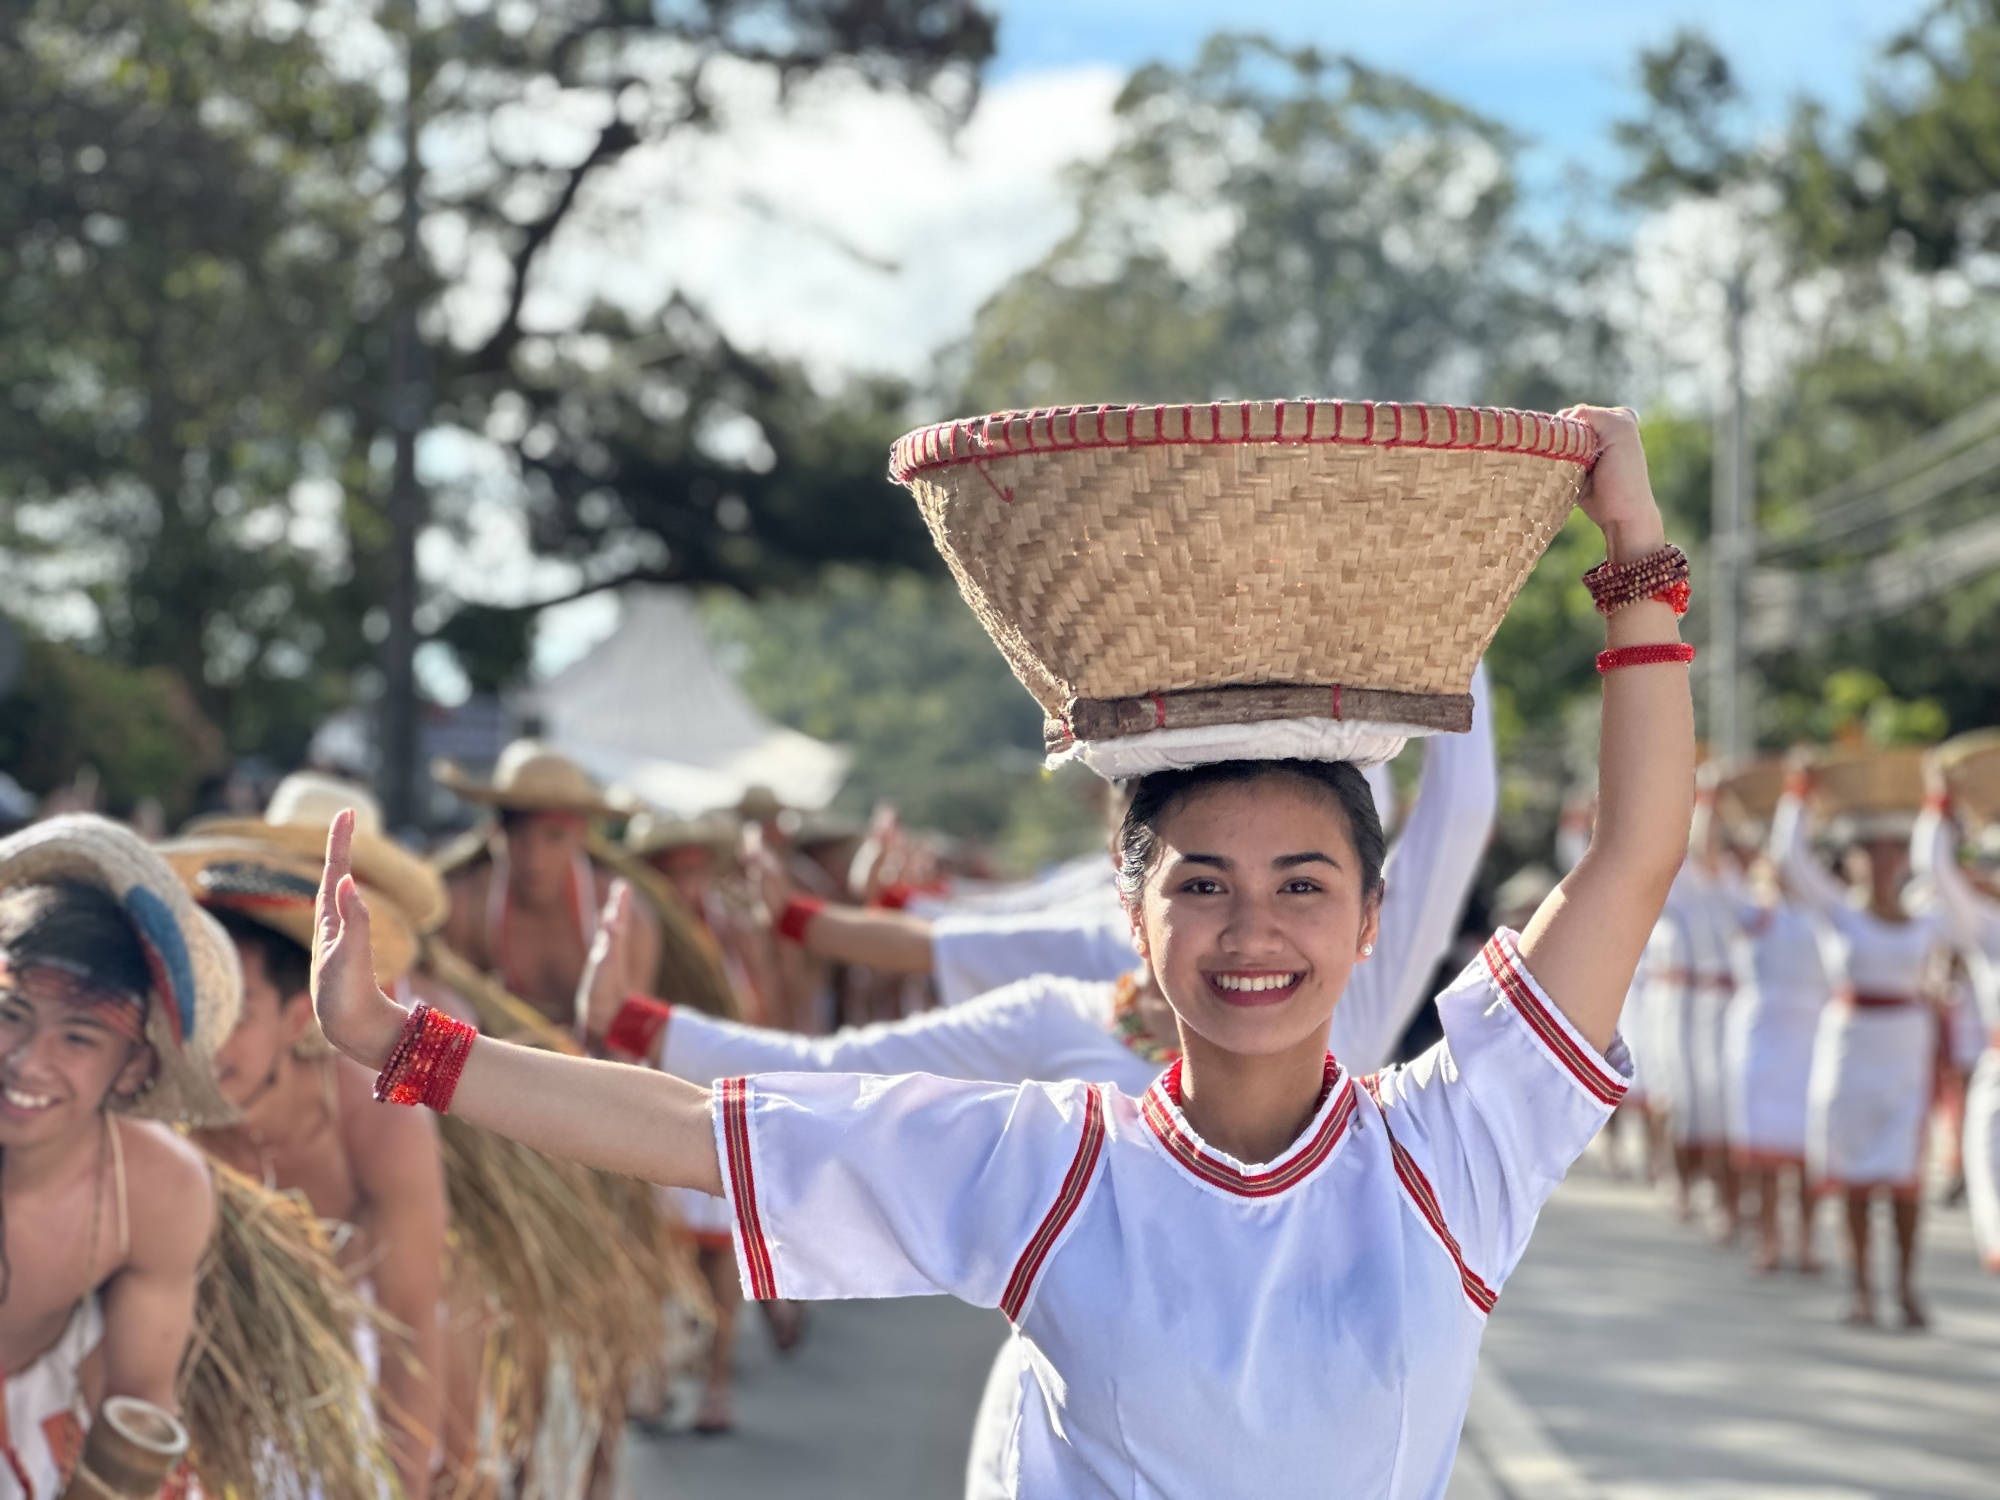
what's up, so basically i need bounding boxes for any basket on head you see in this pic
[890,400,1592,777]
[1811,746,1927,843]
[1936,728,2000,829]
[0,815,241,1126]
[1709,756,1787,837]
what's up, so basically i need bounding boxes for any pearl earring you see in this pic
[1361,943,1374,956]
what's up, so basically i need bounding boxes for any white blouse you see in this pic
[711,929,1626,1499]
[1772,793,1942,998]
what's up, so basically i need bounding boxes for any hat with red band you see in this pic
[0,814,242,1126]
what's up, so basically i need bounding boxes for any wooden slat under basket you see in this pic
[1937,728,2000,827]
[1810,746,1927,817]
[890,400,1593,752]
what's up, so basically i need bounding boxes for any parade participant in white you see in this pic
[1720,878,1831,1272]
[608,664,1495,1092]
[308,402,1688,1499]
[1772,767,1941,1326]
[1912,784,2000,1273]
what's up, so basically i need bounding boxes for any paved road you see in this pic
[626,1160,1998,1498]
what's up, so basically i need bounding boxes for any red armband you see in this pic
[1783,769,1813,799]
[1595,642,1696,674]
[606,994,673,1061]
[775,895,825,944]
[1923,789,1951,815]
[373,1002,478,1113]
[874,882,917,911]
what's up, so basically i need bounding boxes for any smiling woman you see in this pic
[311,399,1693,1498]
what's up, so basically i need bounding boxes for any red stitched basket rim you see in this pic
[888,399,1597,484]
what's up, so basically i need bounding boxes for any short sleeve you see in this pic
[1367,928,1630,1294]
[713,1072,1106,1308]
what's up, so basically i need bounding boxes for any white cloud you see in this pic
[529,63,1125,384]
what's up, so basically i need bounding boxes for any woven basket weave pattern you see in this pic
[896,401,1588,732]
[1812,747,1927,817]
[1938,730,2000,827]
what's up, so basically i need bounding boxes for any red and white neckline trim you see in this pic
[1140,1053,1355,1198]
[1480,930,1628,1109]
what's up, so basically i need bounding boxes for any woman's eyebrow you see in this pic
[1273,852,1340,869]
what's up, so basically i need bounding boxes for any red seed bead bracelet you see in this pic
[775,895,825,944]
[1595,642,1696,674]
[373,1002,478,1112]
[1583,545,1692,617]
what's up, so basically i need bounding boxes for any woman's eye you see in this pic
[1177,878,1224,896]
[64,1031,104,1050]
[1282,879,1324,895]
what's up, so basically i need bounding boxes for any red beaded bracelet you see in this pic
[606,993,673,1060]
[1583,545,1691,616]
[874,882,917,911]
[775,895,825,944]
[374,1002,479,1112]
[1595,642,1696,674]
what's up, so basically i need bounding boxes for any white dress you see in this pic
[1723,898,1831,1166]
[1913,805,2000,1266]
[1773,794,1942,1190]
[1642,865,1736,1147]
[712,931,1626,1500]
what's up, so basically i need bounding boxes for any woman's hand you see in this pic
[313,809,411,1070]
[1561,404,1666,563]
[576,880,636,1044]
[742,824,795,927]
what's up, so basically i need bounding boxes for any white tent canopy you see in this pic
[519,587,848,815]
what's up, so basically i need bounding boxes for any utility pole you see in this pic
[1709,271,1753,758]
[381,26,428,831]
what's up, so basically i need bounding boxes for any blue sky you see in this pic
[985,0,1930,183]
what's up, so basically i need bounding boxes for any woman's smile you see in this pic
[1204,969,1307,1006]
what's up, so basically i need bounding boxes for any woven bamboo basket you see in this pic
[1937,728,2000,828]
[890,400,1591,772]
[1810,746,1927,818]
[1711,756,1787,835]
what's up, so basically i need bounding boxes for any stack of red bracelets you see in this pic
[1583,544,1697,675]
[374,1002,478,1113]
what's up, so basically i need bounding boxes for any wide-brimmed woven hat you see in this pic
[0,815,241,1126]
[434,740,618,818]
[159,837,418,990]
[1812,746,1927,842]
[1936,729,2000,829]
[890,399,1592,775]
[189,772,448,936]
[625,809,741,859]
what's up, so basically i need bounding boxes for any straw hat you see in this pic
[890,399,1591,777]
[159,837,419,991]
[190,772,448,936]
[433,740,618,818]
[0,815,242,1127]
[1936,729,2000,829]
[1810,745,1927,843]
[624,809,740,860]
[1708,756,1787,836]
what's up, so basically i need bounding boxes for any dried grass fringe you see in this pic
[181,1162,395,1499]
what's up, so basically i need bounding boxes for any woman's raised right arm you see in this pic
[313,811,723,1193]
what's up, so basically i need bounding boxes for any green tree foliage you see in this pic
[0,0,384,762]
[955,34,1613,413]
[702,569,1103,866]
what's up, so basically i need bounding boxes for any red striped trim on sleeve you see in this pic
[718,1078,779,1300]
[1480,935,1628,1109]
[1359,1076,1498,1316]
[999,1086,1107,1322]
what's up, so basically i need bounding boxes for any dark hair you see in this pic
[1115,760,1386,908]
[208,907,311,1003]
[0,881,152,1002]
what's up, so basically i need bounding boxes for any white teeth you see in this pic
[1211,973,1300,993]
[3,1086,54,1110]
